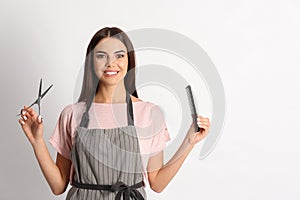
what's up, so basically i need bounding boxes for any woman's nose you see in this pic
[106,57,117,67]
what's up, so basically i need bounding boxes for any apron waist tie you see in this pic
[73,180,145,200]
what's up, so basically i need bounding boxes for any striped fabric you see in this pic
[66,91,146,200]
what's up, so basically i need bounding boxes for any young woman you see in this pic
[18,27,211,200]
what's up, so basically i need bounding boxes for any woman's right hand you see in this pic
[18,105,44,146]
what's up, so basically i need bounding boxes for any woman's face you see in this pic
[93,37,128,86]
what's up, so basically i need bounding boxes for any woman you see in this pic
[18,27,211,199]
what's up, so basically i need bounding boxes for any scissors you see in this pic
[17,78,53,116]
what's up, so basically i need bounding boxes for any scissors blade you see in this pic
[28,100,37,108]
[41,84,53,99]
[39,78,42,97]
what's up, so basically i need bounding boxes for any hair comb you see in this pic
[185,85,201,132]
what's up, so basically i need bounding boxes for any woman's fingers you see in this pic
[197,116,210,123]
[191,115,211,143]
[197,124,209,131]
[197,116,210,129]
[18,106,44,145]
[19,118,26,126]
[197,116,210,125]
[20,106,40,123]
[37,115,43,124]
[21,109,30,121]
[19,105,42,130]
[198,122,210,127]
[21,113,28,121]
[23,106,37,118]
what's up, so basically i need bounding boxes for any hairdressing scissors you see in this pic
[17,78,53,116]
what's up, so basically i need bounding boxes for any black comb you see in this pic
[185,85,201,132]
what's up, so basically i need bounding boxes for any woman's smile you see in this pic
[103,70,120,77]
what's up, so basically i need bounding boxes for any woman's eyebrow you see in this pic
[95,51,107,54]
[114,50,126,54]
[95,50,126,54]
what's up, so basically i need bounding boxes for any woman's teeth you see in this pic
[104,71,119,76]
[105,72,117,75]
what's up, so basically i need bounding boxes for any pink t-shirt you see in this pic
[49,100,171,185]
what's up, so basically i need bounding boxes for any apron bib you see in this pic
[66,91,146,200]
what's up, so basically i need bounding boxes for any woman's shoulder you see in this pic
[131,96,157,108]
[131,97,164,117]
[59,102,86,117]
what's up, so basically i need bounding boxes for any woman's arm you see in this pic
[19,106,71,195]
[147,115,210,193]
[33,142,71,195]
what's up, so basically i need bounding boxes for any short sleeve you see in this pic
[49,105,73,160]
[149,104,171,157]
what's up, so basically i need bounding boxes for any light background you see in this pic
[0,0,299,199]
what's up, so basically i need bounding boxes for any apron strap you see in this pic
[79,90,134,128]
[126,90,134,126]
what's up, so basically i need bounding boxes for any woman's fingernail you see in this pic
[197,121,201,125]
[38,115,42,123]
[23,115,27,120]
[22,110,26,115]
[20,120,25,125]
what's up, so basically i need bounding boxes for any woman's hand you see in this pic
[147,115,211,192]
[18,106,71,195]
[188,115,211,145]
[18,105,44,146]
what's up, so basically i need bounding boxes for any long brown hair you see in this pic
[77,27,138,103]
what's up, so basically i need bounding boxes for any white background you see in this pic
[0,0,299,199]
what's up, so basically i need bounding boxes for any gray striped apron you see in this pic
[66,91,146,200]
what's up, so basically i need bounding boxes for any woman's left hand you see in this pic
[189,115,211,145]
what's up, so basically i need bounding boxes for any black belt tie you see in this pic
[73,181,145,200]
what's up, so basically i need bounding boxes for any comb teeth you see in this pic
[185,85,200,132]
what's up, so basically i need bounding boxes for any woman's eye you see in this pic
[116,54,125,58]
[96,54,106,59]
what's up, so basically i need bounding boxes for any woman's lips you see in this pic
[103,70,119,77]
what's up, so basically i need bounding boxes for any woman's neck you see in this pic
[94,82,127,103]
